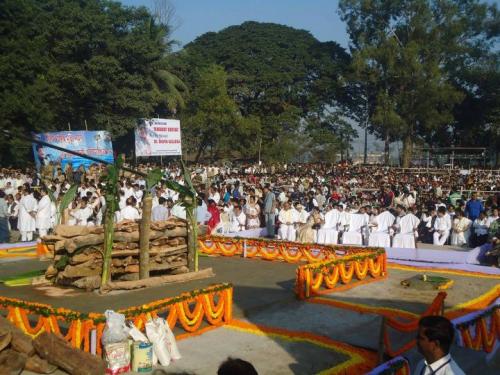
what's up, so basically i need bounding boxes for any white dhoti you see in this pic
[433,230,450,246]
[317,228,338,245]
[368,232,391,247]
[393,233,416,248]
[279,224,296,242]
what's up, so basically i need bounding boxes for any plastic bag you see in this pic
[102,310,128,345]
[145,318,171,366]
[103,310,130,374]
[156,317,181,361]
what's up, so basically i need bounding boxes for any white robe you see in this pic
[278,208,298,241]
[393,213,420,248]
[230,212,246,233]
[369,211,395,247]
[342,213,368,245]
[18,194,37,232]
[36,195,52,230]
[318,209,340,244]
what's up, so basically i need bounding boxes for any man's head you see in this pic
[166,198,174,208]
[218,357,257,375]
[471,192,477,200]
[437,206,447,217]
[417,316,455,362]
[158,197,166,206]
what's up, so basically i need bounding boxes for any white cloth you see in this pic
[120,206,141,221]
[342,214,368,245]
[317,209,340,244]
[393,213,420,248]
[278,208,298,241]
[451,217,471,246]
[433,214,451,245]
[171,204,186,220]
[72,206,93,226]
[151,205,168,222]
[36,195,52,230]
[18,194,37,232]
[368,211,395,247]
[230,212,246,232]
[413,354,465,375]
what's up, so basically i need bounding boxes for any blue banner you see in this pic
[32,131,114,170]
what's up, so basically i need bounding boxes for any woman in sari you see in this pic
[245,196,261,229]
[297,207,323,243]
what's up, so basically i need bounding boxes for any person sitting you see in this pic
[393,205,420,248]
[450,209,471,247]
[368,207,395,247]
[278,201,298,241]
[297,207,323,243]
[230,205,246,233]
[433,206,451,246]
[317,203,340,245]
[414,316,465,375]
[71,197,94,226]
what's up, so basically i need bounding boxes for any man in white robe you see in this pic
[342,211,368,245]
[433,206,451,246]
[368,208,395,247]
[393,205,420,248]
[18,188,37,241]
[450,210,471,246]
[317,204,340,244]
[36,188,52,237]
[278,202,298,241]
[72,198,94,226]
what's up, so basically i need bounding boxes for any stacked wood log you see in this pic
[0,316,105,374]
[42,218,189,290]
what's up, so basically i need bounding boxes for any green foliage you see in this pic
[145,168,164,191]
[171,22,350,162]
[181,64,261,162]
[0,0,186,166]
[339,0,499,166]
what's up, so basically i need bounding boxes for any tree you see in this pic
[0,0,186,166]
[171,22,350,161]
[339,0,498,167]
[181,64,260,163]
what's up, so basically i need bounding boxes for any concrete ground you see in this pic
[1,255,499,374]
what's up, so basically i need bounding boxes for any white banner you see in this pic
[135,119,182,157]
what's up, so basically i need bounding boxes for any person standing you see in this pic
[6,194,18,231]
[36,188,52,238]
[18,186,37,241]
[0,191,9,243]
[151,197,168,222]
[464,192,483,221]
[414,316,465,375]
[263,184,276,238]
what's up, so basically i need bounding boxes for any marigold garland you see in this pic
[227,320,377,374]
[0,283,233,354]
[295,252,387,299]
[198,235,385,265]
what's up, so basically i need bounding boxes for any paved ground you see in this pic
[1,255,499,374]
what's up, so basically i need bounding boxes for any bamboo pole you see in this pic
[139,195,153,279]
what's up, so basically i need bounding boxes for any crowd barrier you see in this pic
[366,356,410,375]
[454,298,499,353]
[0,283,233,355]
[380,292,447,358]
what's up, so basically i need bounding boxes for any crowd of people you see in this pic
[0,162,499,265]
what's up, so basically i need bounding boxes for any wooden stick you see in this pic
[139,195,153,279]
[102,267,214,291]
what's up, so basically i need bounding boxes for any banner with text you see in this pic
[134,118,182,157]
[32,131,114,170]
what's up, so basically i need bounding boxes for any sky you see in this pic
[120,0,350,49]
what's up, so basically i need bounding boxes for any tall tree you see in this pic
[181,64,260,162]
[171,21,350,162]
[0,0,186,166]
[339,0,498,167]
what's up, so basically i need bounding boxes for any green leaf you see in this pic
[60,184,78,213]
[146,168,164,190]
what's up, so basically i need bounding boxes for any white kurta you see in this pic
[342,214,368,245]
[393,213,420,248]
[318,209,340,245]
[369,211,395,247]
[278,208,298,241]
[230,212,246,233]
[18,194,37,232]
[36,195,52,230]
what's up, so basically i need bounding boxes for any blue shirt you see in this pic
[465,199,483,221]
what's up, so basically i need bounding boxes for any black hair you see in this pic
[158,197,166,205]
[419,316,455,354]
[218,358,258,375]
[437,206,446,214]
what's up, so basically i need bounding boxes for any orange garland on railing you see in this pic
[457,307,500,353]
[198,235,383,264]
[382,292,447,357]
[1,284,233,355]
[295,251,387,299]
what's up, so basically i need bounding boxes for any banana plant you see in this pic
[100,158,121,289]
[46,184,79,225]
[164,160,198,271]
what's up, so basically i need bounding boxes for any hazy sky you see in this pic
[119,0,350,49]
